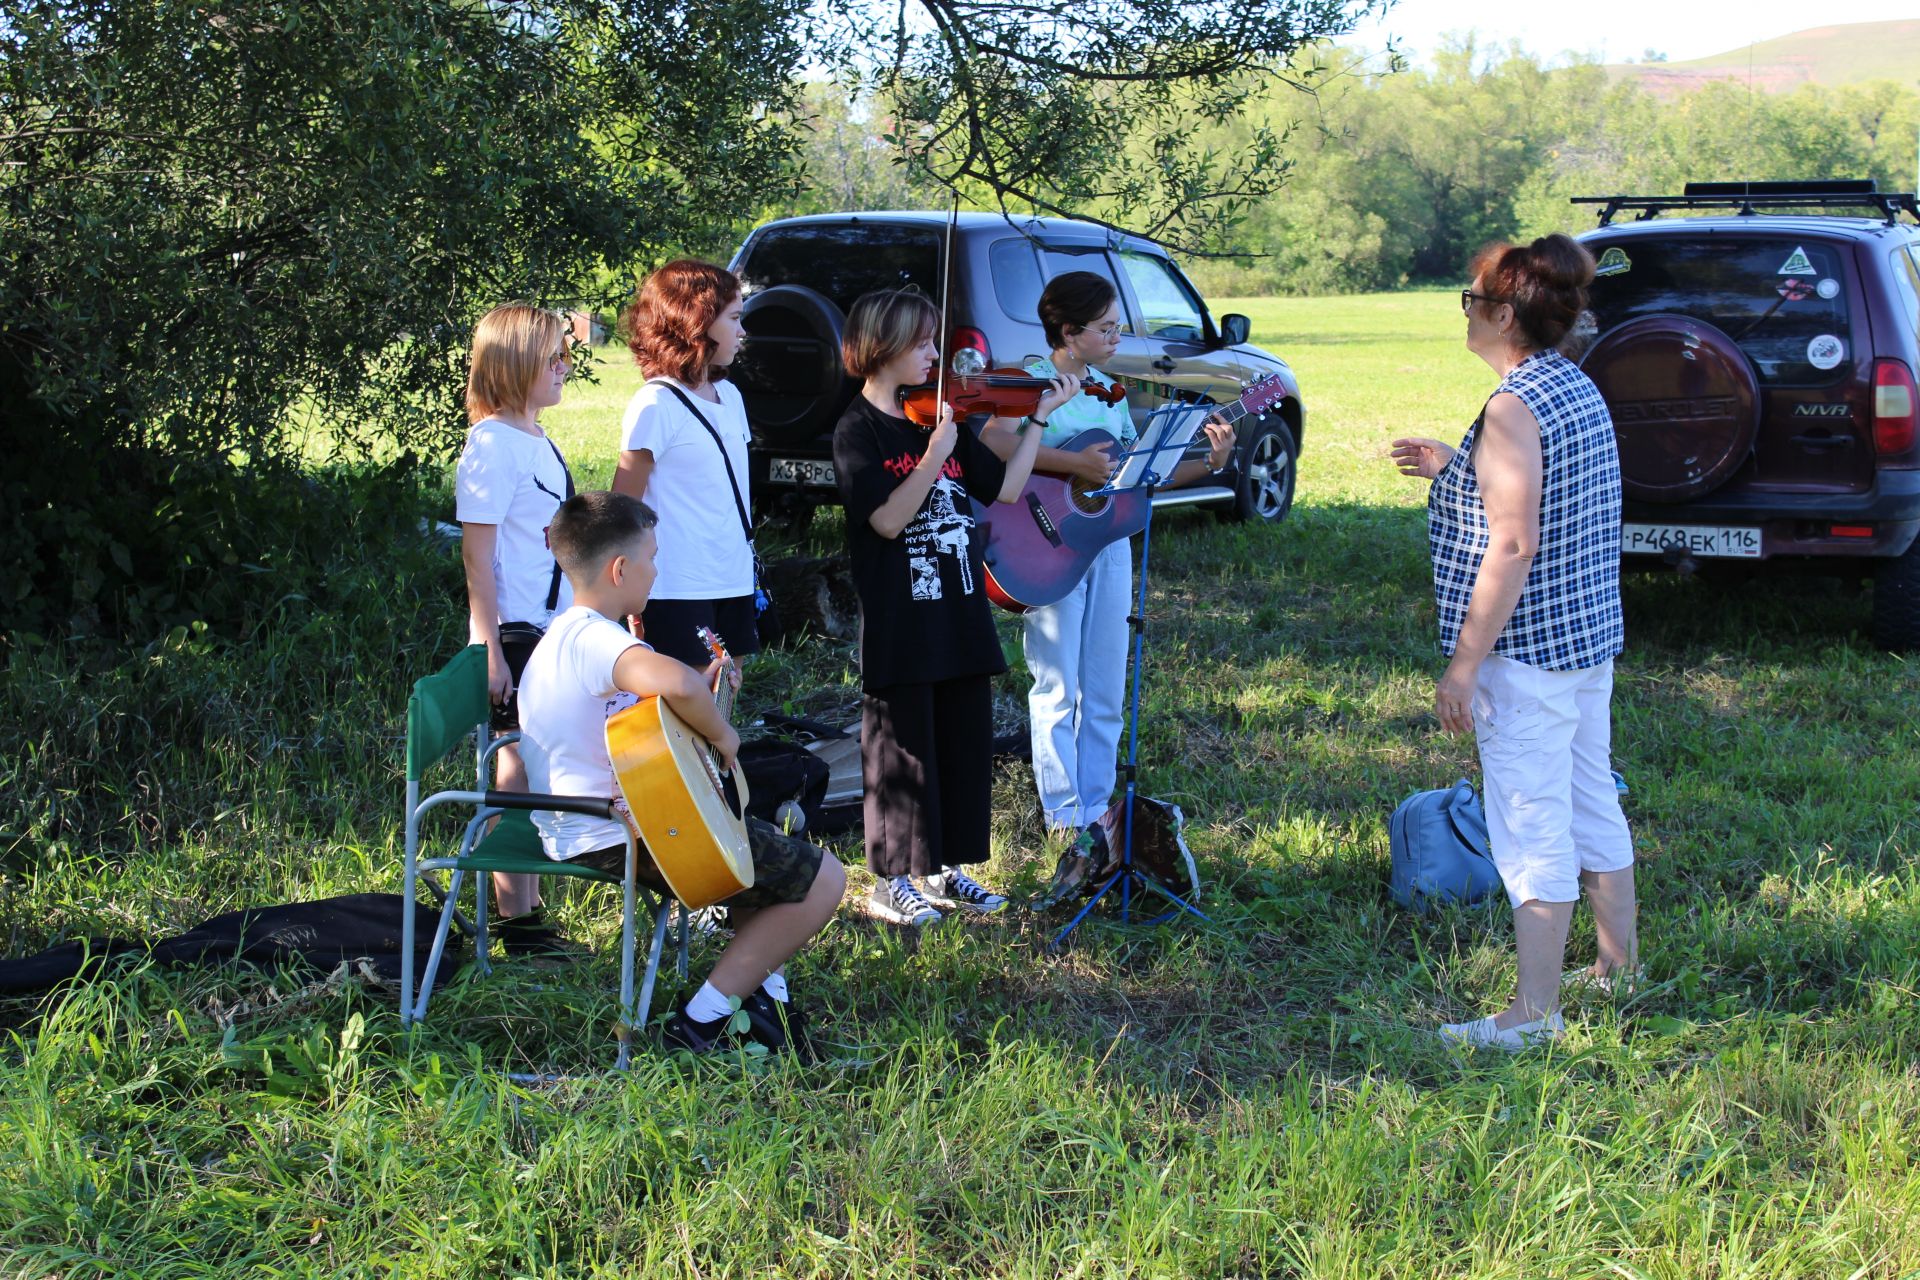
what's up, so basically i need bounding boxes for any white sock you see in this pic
[761,971,789,1003]
[684,981,733,1024]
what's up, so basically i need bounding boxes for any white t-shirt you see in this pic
[620,379,755,600]
[454,419,574,627]
[517,605,645,859]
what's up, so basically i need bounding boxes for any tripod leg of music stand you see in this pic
[1047,861,1130,951]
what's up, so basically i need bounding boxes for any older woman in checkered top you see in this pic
[1392,233,1639,1051]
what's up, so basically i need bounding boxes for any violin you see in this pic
[897,368,1128,429]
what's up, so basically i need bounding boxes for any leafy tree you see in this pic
[1,0,803,635]
[773,81,945,217]
[821,0,1381,251]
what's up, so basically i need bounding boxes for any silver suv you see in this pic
[726,212,1303,525]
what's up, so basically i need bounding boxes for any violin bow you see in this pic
[935,190,957,418]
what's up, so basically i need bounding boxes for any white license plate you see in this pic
[769,457,835,486]
[1621,523,1762,559]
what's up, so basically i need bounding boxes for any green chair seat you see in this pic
[455,810,623,881]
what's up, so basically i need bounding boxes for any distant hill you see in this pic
[1606,20,1920,96]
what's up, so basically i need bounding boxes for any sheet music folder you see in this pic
[1086,401,1210,497]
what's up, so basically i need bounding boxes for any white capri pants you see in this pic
[1472,654,1635,908]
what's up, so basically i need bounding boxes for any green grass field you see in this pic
[4,291,1919,1277]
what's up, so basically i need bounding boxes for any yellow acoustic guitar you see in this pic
[604,627,754,909]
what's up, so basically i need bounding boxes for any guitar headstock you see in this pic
[695,626,740,701]
[696,625,732,667]
[1237,373,1287,418]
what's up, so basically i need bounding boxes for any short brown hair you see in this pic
[550,491,660,578]
[465,304,569,424]
[1037,271,1118,349]
[842,289,939,381]
[625,259,741,385]
[1468,234,1596,352]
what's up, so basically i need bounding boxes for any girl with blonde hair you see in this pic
[455,303,578,954]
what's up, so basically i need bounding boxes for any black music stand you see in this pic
[1048,406,1213,951]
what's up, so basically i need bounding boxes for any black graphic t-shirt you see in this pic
[833,396,1010,690]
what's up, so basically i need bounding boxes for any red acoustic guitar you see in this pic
[976,373,1289,614]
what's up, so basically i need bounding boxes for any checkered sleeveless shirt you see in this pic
[1428,349,1624,671]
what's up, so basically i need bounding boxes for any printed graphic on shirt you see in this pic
[903,468,977,601]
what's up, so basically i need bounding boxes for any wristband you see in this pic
[1028,414,1049,429]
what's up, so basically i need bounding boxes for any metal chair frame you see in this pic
[401,644,688,1071]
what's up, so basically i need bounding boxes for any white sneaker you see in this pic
[869,876,942,926]
[1437,1012,1565,1052]
[920,868,1008,914]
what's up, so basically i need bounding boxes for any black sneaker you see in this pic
[921,867,1008,914]
[869,876,942,926]
[493,907,587,958]
[743,991,817,1062]
[658,1008,736,1054]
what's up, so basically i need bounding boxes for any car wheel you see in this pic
[1871,536,1920,651]
[1217,418,1296,524]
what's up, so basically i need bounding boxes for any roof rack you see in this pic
[1572,180,1920,228]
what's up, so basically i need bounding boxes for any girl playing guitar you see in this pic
[980,271,1233,849]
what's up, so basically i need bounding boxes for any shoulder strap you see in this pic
[542,436,574,613]
[651,380,753,546]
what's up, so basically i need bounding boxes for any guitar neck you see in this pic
[1214,397,1257,428]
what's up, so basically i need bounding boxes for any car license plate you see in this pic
[769,457,835,486]
[1621,523,1761,559]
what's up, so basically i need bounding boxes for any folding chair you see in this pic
[401,644,687,1071]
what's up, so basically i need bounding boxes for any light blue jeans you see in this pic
[1023,538,1132,831]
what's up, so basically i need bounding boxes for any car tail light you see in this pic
[1830,525,1874,538]
[1872,359,1917,456]
[949,326,991,375]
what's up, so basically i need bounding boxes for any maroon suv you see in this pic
[1574,181,1920,650]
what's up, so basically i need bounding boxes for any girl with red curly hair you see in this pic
[611,260,760,666]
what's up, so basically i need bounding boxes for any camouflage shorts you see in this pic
[572,817,824,910]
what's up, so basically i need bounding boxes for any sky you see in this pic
[1340,0,1920,67]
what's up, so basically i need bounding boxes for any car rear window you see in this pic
[1894,245,1920,338]
[989,238,1046,322]
[1587,238,1855,386]
[739,224,941,315]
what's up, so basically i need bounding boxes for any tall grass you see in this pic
[1,292,1916,1276]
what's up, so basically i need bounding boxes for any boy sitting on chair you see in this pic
[517,490,846,1055]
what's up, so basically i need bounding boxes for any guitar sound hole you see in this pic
[1070,478,1108,515]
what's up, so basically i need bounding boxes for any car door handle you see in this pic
[1151,357,1176,373]
[1790,433,1853,449]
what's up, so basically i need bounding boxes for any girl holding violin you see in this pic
[831,288,1073,926]
[982,271,1234,847]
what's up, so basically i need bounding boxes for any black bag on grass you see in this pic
[0,893,446,996]
[738,738,830,836]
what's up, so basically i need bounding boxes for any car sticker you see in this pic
[1806,334,1845,370]
[1777,246,1815,275]
[1816,277,1840,299]
[1777,278,1814,301]
[1595,247,1632,277]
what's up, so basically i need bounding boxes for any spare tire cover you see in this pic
[733,285,851,448]
[1580,314,1760,503]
